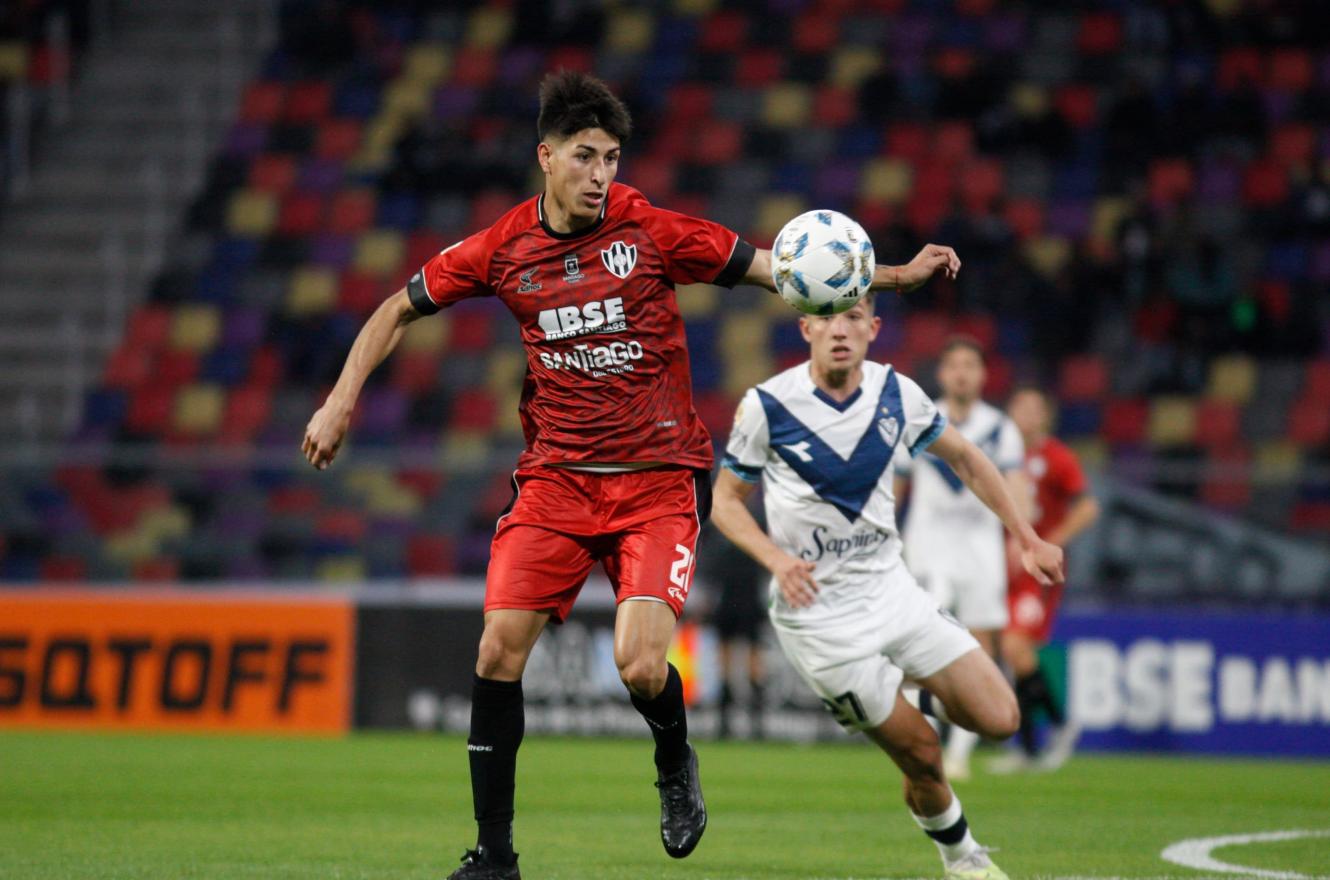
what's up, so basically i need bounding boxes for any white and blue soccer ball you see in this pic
[771,210,875,316]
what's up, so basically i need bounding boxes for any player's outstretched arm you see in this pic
[711,469,819,608]
[739,244,960,293]
[302,288,422,470]
[929,425,1065,586]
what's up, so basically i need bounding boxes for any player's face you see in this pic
[801,301,881,374]
[1008,389,1050,438]
[538,127,621,224]
[938,347,985,402]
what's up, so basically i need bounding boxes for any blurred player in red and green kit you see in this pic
[995,386,1100,773]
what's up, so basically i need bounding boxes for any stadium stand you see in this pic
[0,0,1327,584]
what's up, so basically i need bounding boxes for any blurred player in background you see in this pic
[699,520,768,739]
[990,386,1099,773]
[303,70,963,880]
[712,293,1064,880]
[895,337,1028,781]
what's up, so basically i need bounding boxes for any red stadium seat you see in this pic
[1195,399,1242,448]
[1004,198,1045,240]
[316,119,363,161]
[1200,446,1252,511]
[104,345,152,390]
[269,485,320,516]
[693,121,743,165]
[391,352,440,393]
[407,535,455,576]
[1149,159,1194,205]
[934,121,976,166]
[1077,13,1122,55]
[1217,47,1263,91]
[1243,159,1289,207]
[699,11,748,53]
[41,557,88,581]
[250,154,299,193]
[952,314,998,353]
[1303,360,1330,399]
[133,558,179,582]
[278,192,325,236]
[328,189,377,235]
[791,11,838,54]
[960,158,1003,211]
[736,48,783,88]
[1269,49,1314,92]
[316,509,367,542]
[219,385,273,442]
[450,389,497,431]
[1287,396,1330,446]
[1290,502,1330,532]
[812,86,857,128]
[126,307,173,348]
[1102,398,1149,445]
[126,385,175,434]
[886,123,930,163]
[448,312,492,353]
[285,81,333,123]
[1055,84,1099,129]
[452,47,499,86]
[239,81,285,123]
[1271,123,1316,169]
[903,312,951,357]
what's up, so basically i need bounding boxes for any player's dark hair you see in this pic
[537,70,632,144]
[940,334,986,364]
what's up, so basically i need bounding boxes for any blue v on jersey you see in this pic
[722,361,945,624]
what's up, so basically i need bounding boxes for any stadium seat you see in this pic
[1058,354,1109,402]
[1102,398,1148,446]
[1207,355,1258,403]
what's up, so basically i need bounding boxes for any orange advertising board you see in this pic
[0,590,353,734]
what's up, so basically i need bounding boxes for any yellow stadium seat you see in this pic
[495,388,524,438]
[830,47,881,89]
[442,429,492,469]
[173,384,225,435]
[0,43,27,80]
[105,530,156,565]
[1253,441,1301,485]
[467,7,512,49]
[1147,396,1197,447]
[861,158,913,204]
[1009,82,1049,118]
[286,268,338,315]
[755,195,808,240]
[401,313,450,352]
[383,80,432,121]
[1090,197,1130,243]
[226,189,277,237]
[403,44,451,84]
[169,305,220,352]
[1068,439,1109,471]
[318,556,366,582]
[140,505,190,544]
[720,314,770,358]
[346,467,421,517]
[762,83,812,128]
[354,230,405,276]
[1207,355,1257,404]
[724,353,776,398]
[607,9,654,53]
[486,347,528,394]
[675,284,719,318]
[673,0,718,15]
[1023,236,1071,278]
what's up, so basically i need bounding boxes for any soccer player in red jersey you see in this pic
[995,386,1100,773]
[303,71,961,880]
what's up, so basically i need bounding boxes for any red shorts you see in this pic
[485,465,710,623]
[1005,569,1065,643]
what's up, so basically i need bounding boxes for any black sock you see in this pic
[1013,679,1038,757]
[469,675,523,864]
[1017,666,1064,726]
[630,663,690,773]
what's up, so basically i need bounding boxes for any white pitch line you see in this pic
[1160,829,1330,879]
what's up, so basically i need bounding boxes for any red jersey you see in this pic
[408,182,753,470]
[1024,435,1089,538]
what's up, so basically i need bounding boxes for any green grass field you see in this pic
[2,732,1327,879]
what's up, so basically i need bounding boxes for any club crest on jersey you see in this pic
[877,415,900,447]
[563,254,585,284]
[517,268,541,293]
[600,241,637,279]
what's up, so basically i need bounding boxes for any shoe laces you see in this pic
[655,765,693,808]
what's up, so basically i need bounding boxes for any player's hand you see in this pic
[771,554,819,608]
[1020,537,1065,587]
[302,400,351,470]
[898,244,961,290]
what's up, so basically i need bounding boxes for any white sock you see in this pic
[902,687,952,724]
[946,726,980,765]
[913,792,980,863]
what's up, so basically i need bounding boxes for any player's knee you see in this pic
[617,656,667,699]
[475,630,522,680]
[982,691,1021,739]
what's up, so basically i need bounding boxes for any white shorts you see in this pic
[771,566,979,732]
[905,529,1009,631]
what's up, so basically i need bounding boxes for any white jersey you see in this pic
[897,398,1023,541]
[723,361,946,626]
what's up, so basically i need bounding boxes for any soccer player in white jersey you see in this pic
[711,294,1063,880]
[894,336,1028,780]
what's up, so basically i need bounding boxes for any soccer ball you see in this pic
[771,210,875,315]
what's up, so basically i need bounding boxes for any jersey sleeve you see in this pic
[897,372,947,458]
[641,207,756,288]
[995,416,1025,471]
[406,230,493,315]
[721,388,770,482]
